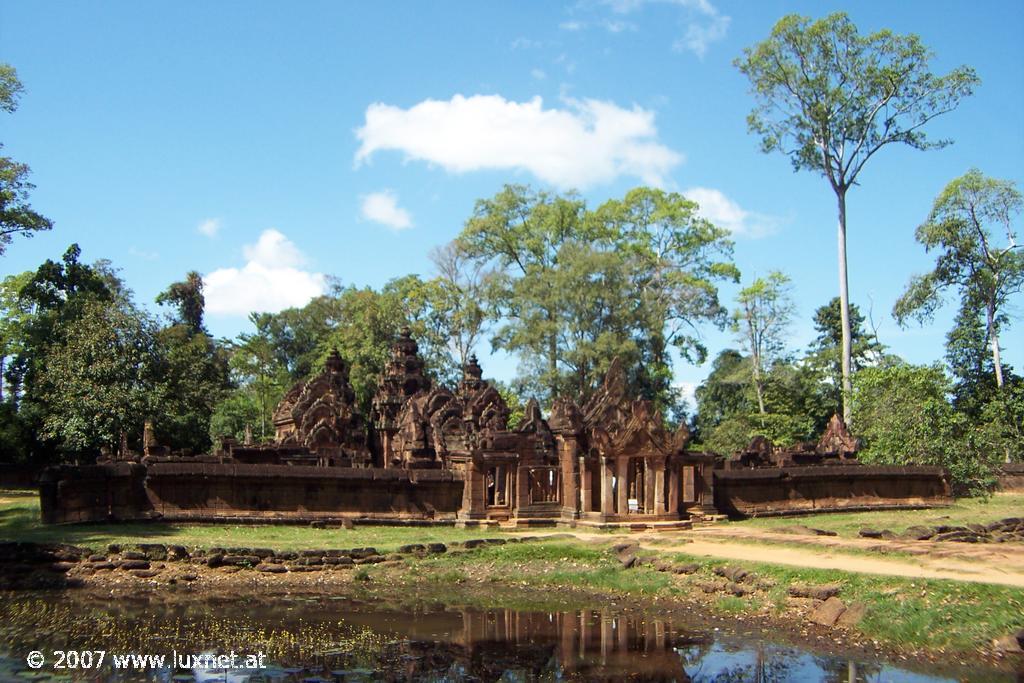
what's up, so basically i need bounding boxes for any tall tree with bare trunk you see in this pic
[735,12,978,425]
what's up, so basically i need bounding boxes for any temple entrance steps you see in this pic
[570,519,694,532]
[687,511,729,526]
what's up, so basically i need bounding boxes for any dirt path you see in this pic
[551,528,1024,588]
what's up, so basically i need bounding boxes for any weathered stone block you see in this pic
[809,597,847,627]
[119,560,150,571]
[789,584,841,601]
[131,569,161,578]
[836,602,867,627]
[397,544,426,554]
[137,544,167,560]
[713,565,750,583]
[166,545,189,561]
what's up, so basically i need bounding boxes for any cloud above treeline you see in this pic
[360,190,413,230]
[684,187,777,239]
[197,218,221,238]
[204,229,326,316]
[354,94,681,190]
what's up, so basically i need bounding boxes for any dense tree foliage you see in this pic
[852,363,1000,494]
[735,12,978,425]
[156,271,207,334]
[429,241,492,370]
[0,167,1016,496]
[457,184,737,412]
[37,299,159,458]
[806,297,885,419]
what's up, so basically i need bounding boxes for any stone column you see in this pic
[617,458,629,516]
[644,459,655,514]
[601,458,614,516]
[580,456,592,513]
[517,465,531,508]
[458,460,487,521]
[560,436,579,519]
[653,458,665,515]
[668,463,680,515]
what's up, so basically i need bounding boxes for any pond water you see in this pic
[0,590,1014,682]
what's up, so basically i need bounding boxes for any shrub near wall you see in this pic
[852,364,998,495]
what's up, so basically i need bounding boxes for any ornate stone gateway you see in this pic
[550,358,717,526]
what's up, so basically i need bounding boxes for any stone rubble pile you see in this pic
[0,537,537,588]
[858,517,1024,544]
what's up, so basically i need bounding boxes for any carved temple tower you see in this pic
[371,327,431,466]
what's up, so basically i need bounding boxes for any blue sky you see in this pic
[2,1,1022,402]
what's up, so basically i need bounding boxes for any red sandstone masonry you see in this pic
[713,465,952,517]
[144,463,463,522]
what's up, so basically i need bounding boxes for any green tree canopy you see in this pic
[893,169,1022,391]
[37,299,159,457]
[853,363,999,494]
[806,297,885,418]
[731,271,795,417]
[458,184,738,411]
[156,270,207,334]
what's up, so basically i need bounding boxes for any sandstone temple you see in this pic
[40,329,952,526]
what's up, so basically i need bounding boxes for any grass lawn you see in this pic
[0,489,518,552]
[729,492,1024,537]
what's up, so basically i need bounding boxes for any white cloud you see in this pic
[128,246,159,261]
[672,11,730,58]
[684,187,777,239]
[354,94,682,190]
[675,381,698,408]
[555,53,577,75]
[197,218,221,238]
[530,68,547,81]
[360,190,413,231]
[510,37,541,50]
[204,229,327,316]
[576,0,729,57]
[602,19,637,33]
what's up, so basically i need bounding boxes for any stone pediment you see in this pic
[581,356,630,432]
[272,383,303,427]
[817,413,860,456]
[548,397,583,435]
[591,399,688,458]
[270,350,369,459]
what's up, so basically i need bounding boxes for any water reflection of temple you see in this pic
[463,609,695,681]
[340,606,698,681]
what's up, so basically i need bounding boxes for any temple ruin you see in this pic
[39,329,952,526]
